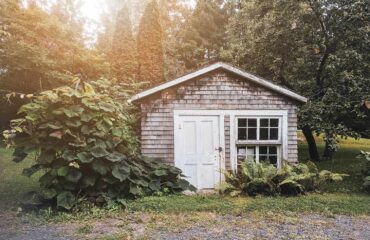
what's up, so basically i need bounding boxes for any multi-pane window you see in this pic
[237,119,257,140]
[237,146,279,167]
[237,118,280,141]
[237,146,256,161]
[236,117,281,168]
[260,119,279,140]
[259,146,278,166]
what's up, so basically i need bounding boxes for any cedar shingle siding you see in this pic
[139,70,299,169]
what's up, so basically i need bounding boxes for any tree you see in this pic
[97,0,148,54]
[158,0,192,79]
[137,0,165,86]
[222,0,370,160]
[177,0,228,70]
[111,5,138,83]
[50,0,85,39]
[0,0,108,129]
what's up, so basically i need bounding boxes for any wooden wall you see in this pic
[139,70,299,168]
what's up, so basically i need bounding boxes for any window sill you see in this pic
[236,140,281,145]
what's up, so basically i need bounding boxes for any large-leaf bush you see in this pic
[3,80,193,210]
[220,161,346,197]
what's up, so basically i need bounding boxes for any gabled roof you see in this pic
[129,62,308,103]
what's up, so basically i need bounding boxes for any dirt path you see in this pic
[1,211,369,240]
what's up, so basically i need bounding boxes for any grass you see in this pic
[125,193,370,216]
[0,145,40,210]
[0,135,369,217]
[298,134,370,193]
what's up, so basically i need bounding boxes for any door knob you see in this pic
[215,147,223,152]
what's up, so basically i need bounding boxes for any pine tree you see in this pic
[96,0,148,57]
[158,0,192,79]
[178,0,227,70]
[111,5,138,83]
[137,0,165,86]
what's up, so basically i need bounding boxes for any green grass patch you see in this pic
[241,193,370,215]
[125,193,370,216]
[0,144,40,210]
[298,134,370,193]
[127,194,234,213]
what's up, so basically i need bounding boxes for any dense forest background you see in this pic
[0,0,369,160]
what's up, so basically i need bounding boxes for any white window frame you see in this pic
[237,145,281,168]
[236,117,282,144]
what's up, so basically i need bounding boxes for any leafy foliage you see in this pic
[359,151,370,192]
[220,161,346,197]
[110,5,138,84]
[222,0,370,159]
[137,0,165,86]
[0,0,108,129]
[177,0,228,70]
[3,80,193,210]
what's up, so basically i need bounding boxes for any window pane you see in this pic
[269,146,277,154]
[238,119,247,127]
[246,147,256,161]
[270,119,279,127]
[248,119,257,127]
[260,119,269,127]
[260,128,269,140]
[237,146,246,156]
[260,146,268,154]
[270,128,279,140]
[269,156,277,165]
[238,128,247,140]
[246,147,256,155]
[260,155,267,162]
[247,128,257,140]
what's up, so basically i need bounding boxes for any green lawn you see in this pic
[0,145,40,210]
[298,134,370,193]
[0,136,369,217]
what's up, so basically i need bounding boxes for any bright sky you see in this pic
[80,0,106,23]
[80,0,196,22]
[79,0,196,44]
[79,0,108,45]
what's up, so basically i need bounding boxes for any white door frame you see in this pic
[174,110,226,188]
[174,110,289,172]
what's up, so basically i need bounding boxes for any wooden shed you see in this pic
[130,62,307,190]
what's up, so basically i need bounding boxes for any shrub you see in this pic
[360,151,370,192]
[221,161,346,197]
[3,80,193,210]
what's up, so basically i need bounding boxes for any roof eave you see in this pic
[129,62,308,104]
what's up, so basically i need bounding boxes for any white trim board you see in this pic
[129,62,308,103]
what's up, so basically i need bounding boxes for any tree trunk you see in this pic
[302,125,321,162]
[323,140,334,159]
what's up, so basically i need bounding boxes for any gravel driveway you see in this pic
[153,214,370,240]
[1,211,369,240]
[3,227,72,240]
[0,211,71,240]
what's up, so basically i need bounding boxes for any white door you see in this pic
[175,115,221,189]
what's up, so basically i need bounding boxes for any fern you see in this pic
[221,161,347,197]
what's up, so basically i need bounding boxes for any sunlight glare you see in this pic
[81,0,106,22]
